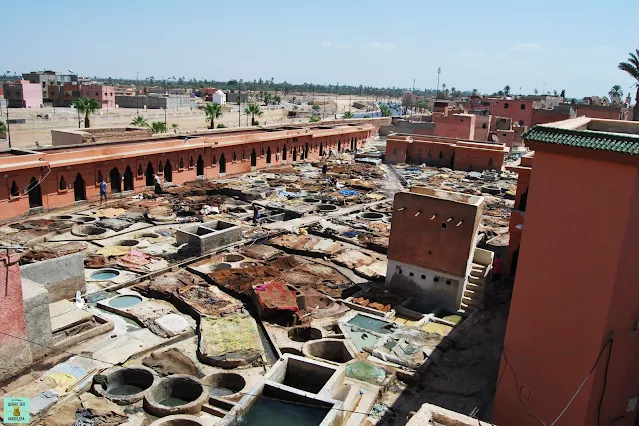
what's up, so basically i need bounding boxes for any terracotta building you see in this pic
[3,80,43,108]
[80,84,116,109]
[490,99,534,128]
[494,117,639,426]
[385,187,493,313]
[385,134,508,171]
[0,123,374,222]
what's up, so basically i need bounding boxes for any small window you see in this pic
[97,170,103,183]
[518,120,524,126]
[59,175,67,191]
[439,150,443,159]
[504,103,509,109]
[433,277,440,283]
[137,164,143,176]
[393,147,398,155]
[261,146,265,156]
[10,181,19,197]
[446,280,452,285]
[242,151,246,160]
[233,151,237,161]
[503,133,508,137]
[418,148,422,157]
[428,149,432,159]
[179,157,184,169]
[159,162,164,173]
[189,156,194,168]
[409,272,414,277]
[212,154,217,164]
[520,104,526,110]
[441,222,447,230]
[481,123,487,129]
[421,274,426,280]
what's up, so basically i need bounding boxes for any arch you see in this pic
[428,149,432,159]
[305,143,309,159]
[59,175,67,191]
[97,170,103,184]
[219,153,226,173]
[266,146,272,164]
[197,154,204,176]
[261,146,265,156]
[179,157,184,169]
[158,161,164,173]
[251,149,257,167]
[28,177,42,208]
[233,151,237,161]
[292,146,297,161]
[146,162,154,186]
[10,181,19,197]
[242,150,246,161]
[338,140,341,152]
[488,157,493,168]
[110,167,121,192]
[319,142,323,156]
[164,160,173,182]
[189,156,194,168]
[282,144,287,160]
[438,150,443,159]
[450,153,455,168]
[74,173,86,201]
[124,165,134,191]
[137,164,143,177]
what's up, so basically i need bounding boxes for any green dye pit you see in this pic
[347,314,393,334]
[442,314,462,324]
[209,387,235,397]
[346,329,379,352]
[92,271,119,280]
[159,397,188,407]
[109,295,142,308]
[345,361,386,385]
[108,384,143,396]
[237,398,329,426]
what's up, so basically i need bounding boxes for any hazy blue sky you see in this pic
[4,0,638,98]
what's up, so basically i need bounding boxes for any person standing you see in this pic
[99,180,108,205]
[492,253,504,283]
[322,163,328,179]
[252,204,260,225]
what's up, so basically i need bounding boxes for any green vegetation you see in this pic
[309,116,321,122]
[203,103,223,129]
[171,123,179,133]
[608,85,624,103]
[312,104,321,111]
[217,123,227,128]
[379,104,392,117]
[0,121,6,136]
[618,48,639,121]
[244,103,263,126]
[131,115,149,127]
[72,97,100,128]
[503,85,511,96]
[343,111,354,119]
[151,122,167,133]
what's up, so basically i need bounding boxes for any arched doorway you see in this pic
[450,153,455,169]
[338,140,341,152]
[350,138,354,150]
[146,162,154,186]
[282,144,287,161]
[124,166,134,191]
[305,143,309,159]
[10,181,19,197]
[164,160,172,182]
[28,177,42,208]
[110,167,121,193]
[319,142,323,156]
[251,149,257,167]
[292,147,297,162]
[197,155,204,176]
[74,173,86,201]
[266,146,272,164]
[59,175,66,191]
[219,153,226,174]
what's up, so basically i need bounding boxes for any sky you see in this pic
[4,0,638,99]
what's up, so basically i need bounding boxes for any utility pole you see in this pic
[238,80,241,127]
[335,82,338,119]
[436,67,441,98]
[136,71,139,114]
[68,69,81,128]
[3,70,11,148]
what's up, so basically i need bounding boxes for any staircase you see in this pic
[459,248,493,314]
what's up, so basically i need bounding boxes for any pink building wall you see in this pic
[81,85,115,109]
[432,113,475,140]
[491,99,533,127]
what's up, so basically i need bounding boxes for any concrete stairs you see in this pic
[460,262,488,314]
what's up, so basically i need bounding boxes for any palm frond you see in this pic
[619,62,639,81]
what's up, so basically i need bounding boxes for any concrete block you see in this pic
[22,278,53,360]
[20,253,86,303]
[176,220,242,254]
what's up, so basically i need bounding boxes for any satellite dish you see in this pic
[491,134,499,142]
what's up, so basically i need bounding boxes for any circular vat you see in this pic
[202,373,246,399]
[149,415,211,426]
[72,224,108,237]
[135,232,161,239]
[303,198,321,204]
[303,339,355,364]
[75,216,98,223]
[144,375,208,416]
[252,179,268,185]
[357,212,385,221]
[90,268,121,281]
[288,326,322,342]
[215,263,232,271]
[280,347,304,357]
[53,215,74,220]
[223,254,245,262]
[317,204,338,212]
[94,367,156,405]
[482,185,502,195]
[109,294,143,308]
[116,239,139,247]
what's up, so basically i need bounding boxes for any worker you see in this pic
[492,253,504,284]
[154,174,162,194]
[322,163,328,179]
[252,204,260,225]
[99,179,108,205]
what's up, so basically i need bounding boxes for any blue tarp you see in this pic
[339,189,359,197]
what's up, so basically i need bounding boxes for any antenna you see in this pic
[436,67,441,98]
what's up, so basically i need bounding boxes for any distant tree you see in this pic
[72,97,101,128]
[273,95,281,104]
[608,85,624,103]
[151,122,167,133]
[203,103,223,129]
[0,121,6,136]
[343,111,354,119]
[504,85,511,96]
[553,89,558,96]
[560,89,565,98]
[217,123,227,128]
[263,92,272,105]
[618,48,639,120]
[312,104,321,111]
[497,90,505,97]
[244,103,263,125]
[471,89,479,97]
[131,115,149,128]
[171,123,179,133]
[309,116,321,122]
[379,104,392,117]
[534,89,539,95]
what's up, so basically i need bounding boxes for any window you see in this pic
[137,164,143,176]
[393,147,398,155]
[59,175,67,191]
[520,104,526,110]
[409,272,414,277]
[433,277,440,282]
[439,150,443,159]
[212,154,217,165]
[441,222,447,230]
[97,170,103,183]
[504,103,509,109]
[482,123,487,129]
[10,181,19,197]
[421,275,426,280]
[189,156,194,168]
[242,151,246,160]
[519,120,524,126]
[179,157,184,169]
[261,146,264,156]
[488,158,493,167]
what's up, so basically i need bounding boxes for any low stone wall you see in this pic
[20,253,86,303]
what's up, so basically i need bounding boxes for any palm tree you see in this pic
[471,89,479,97]
[618,48,639,121]
[151,122,167,134]
[203,103,223,129]
[171,123,179,133]
[343,111,354,119]
[608,84,624,104]
[504,85,511,96]
[0,121,6,137]
[72,97,100,128]
[244,103,263,125]
[131,115,149,127]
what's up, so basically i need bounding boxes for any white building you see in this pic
[213,90,226,105]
